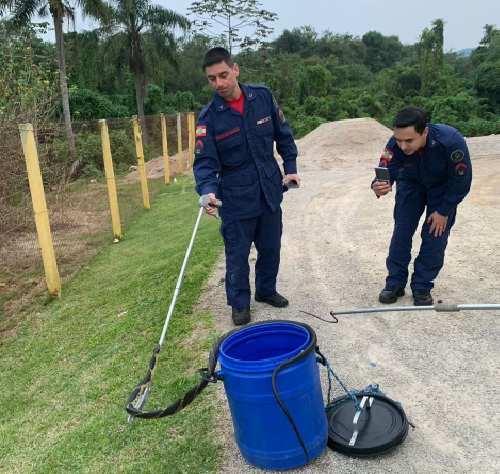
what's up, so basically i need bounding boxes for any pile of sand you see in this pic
[125,148,191,183]
[295,118,499,171]
[295,118,393,170]
[125,121,499,182]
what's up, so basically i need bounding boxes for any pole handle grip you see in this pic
[199,195,222,208]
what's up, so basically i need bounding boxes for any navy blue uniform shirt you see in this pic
[193,83,298,221]
[378,124,472,216]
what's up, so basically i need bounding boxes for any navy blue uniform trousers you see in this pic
[387,177,456,291]
[221,204,282,309]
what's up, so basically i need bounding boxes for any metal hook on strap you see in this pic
[198,368,222,384]
[349,395,374,446]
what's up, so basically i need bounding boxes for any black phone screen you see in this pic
[375,167,390,182]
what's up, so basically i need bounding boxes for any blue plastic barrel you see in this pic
[218,321,328,470]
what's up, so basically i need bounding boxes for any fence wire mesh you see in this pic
[0,112,195,323]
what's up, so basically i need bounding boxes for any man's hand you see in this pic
[283,174,301,187]
[373,181,392,197]
[203,193,218,218]
[427,211,448,237]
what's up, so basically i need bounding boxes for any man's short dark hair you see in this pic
[202,47,234,71]
[392,106,427,134]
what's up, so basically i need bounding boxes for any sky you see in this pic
[37,0,499,52]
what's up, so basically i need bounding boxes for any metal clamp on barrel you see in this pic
[315,346,327,366]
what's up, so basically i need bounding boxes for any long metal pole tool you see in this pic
[127,195,221,424]
[331,302,500,317]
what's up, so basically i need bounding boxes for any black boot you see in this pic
[379,285,405,304]
[255,292,289,308]
[232,306,251,326]
[412,290,433,306]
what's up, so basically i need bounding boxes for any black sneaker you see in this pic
[255,291,289,308]
[232,306,251,326]
[379,285,405,304]
[413,290,433,306]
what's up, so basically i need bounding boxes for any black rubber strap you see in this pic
[125,327,240,419]
[271,321,317,464]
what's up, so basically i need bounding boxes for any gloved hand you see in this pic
[199,194,222,218]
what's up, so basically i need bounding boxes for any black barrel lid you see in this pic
[326,392,409,457]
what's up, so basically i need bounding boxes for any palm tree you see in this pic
[104,0,189,141]
[1,0,111,156]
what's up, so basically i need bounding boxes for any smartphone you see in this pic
[283,178,300,189]
[375,167,391,184]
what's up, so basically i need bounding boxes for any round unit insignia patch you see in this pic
[451,150,464,162]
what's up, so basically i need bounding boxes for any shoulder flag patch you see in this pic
[196,126,206,137]
[379,148,393,167]
[381,148,394,160]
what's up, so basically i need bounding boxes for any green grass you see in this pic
[0,175,167,323]
[0,176,225,474]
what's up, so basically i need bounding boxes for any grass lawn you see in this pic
[0,176,225,474]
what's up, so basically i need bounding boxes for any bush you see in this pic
[302,96,361,122]
[292,115,327,139]
[431,92,486,127]
[69,87,130,120]
[109,129,136,165]
[455,118,500,137]
[144,85,165,115]
[163,91,204,113]
[48,129,137,181]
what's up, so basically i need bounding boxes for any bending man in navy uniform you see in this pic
[373,107,472,306]
[193,47,300,325]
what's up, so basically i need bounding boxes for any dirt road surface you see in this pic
[197,119,500,474]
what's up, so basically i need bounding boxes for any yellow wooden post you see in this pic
[190,113,196,166]
[19,123,61,297]
[99,119,122,239]
[187,112,194,170]
[132,115,150,209]
[161,114,170,184]
[177,113,183,174]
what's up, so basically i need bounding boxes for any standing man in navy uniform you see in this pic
[373,107,472,306]
[193,47,300,325]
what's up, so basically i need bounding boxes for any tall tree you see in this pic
[0,20,58,123]
[417,19,445,96]
[273,26,317,57]
[0,0,111,156]
[362,31,405,72]
[65,30,101,91]
[188,0,277,53]
[104,0,188,138]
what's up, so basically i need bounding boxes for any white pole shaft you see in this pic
[159,207,205,346]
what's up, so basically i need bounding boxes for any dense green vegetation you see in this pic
[1,10,500,140]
